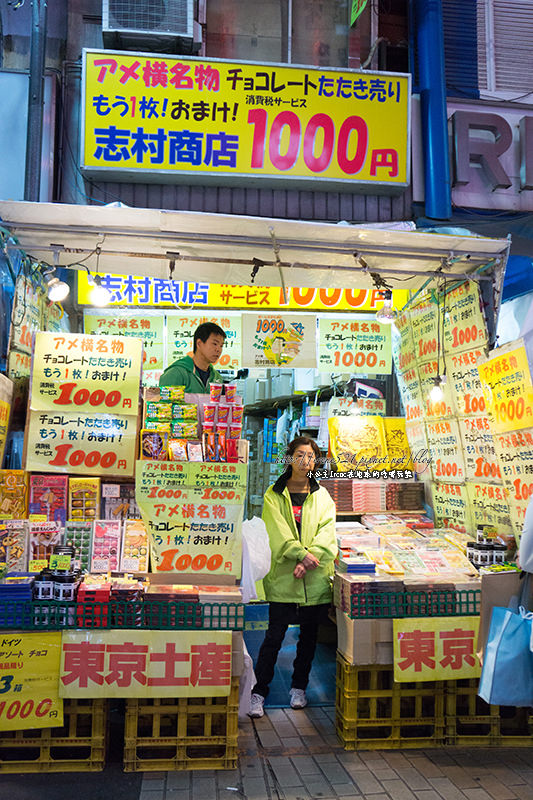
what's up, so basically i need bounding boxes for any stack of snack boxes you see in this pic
[140,385,202,462]
[202,382,243,463]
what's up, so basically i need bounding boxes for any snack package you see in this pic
[69,477,101,521]
[140,430,169,460]
[64,520,94,571]
[0,520,28,571]
[170,421,198,438]
[226,439,239,463]
[225,383,237,403]
[29,474,68,526]
[91,520,122,572]
[0,470,28,519]
[120,519,149,573]
[144,420,172,433]
[204,431,217,462]
[228,423,242,440]
[171,403,198,420]
[230,405,243,424]
[217,430,227,462]
[204,404,217,424]
[217,403,231,424]
[101,483,141,520]
[168,438,188,462]
[160,385,185,402]
[145,401,172,421]
[210,383,223,402]
[186,440,203,461]
[29,521,62,563]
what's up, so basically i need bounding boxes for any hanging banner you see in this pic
[457,416,501,484]
[135,461,246,576]
[318,318,391,374]
[417,359,456,420]
[77,272,409,312]
[81,49,410,190]
[392,310,416,373]
[31,332,142,415]
[383,417,413,473]
[59,630,232,698]
[477,342,533,433]
[443,282,488,356]
[425,419,466,484]
[166,312,242,370]
[25,411,138,476]
[492,428,533,540]
[0,632,63,731]
[405,420,432,479]
[448,347,487,417]
[396,367,424,423]
[393,617,480,682]
[9,276,42,356]
[466,482,513,538]
[409,294,441,365]
[84,312,164,372]
[242,314,317,369]
[431,482,471,533]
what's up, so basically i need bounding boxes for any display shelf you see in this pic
[336,510,427,517]
[244,385,338,416]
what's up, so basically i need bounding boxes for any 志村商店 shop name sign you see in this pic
[81,49,410,189]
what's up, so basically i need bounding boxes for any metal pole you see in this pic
[24,0,48,202]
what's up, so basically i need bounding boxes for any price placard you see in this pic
[166,312,242,370]
[466,482,513,538]
[448,347,487,417]
[477,342,533,433]
[392,309,416,372]
[242,313,317,369]
[318,318,391,374]
[417,359,455,419]
[457,416,501,483]
[431,482,472,534]
[396,366,424,423]
[443,282,488,356]
[409,294,441,364]
[492,427,533,541]
[425,419,466,483]
[84,312,164,372]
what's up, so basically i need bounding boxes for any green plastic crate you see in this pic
[348,589,480,619]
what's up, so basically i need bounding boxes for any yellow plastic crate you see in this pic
[0,699,107,773]
[124,676,239,771]
[336,653,445,750]
[445,679,533,747]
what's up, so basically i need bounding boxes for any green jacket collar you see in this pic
[273,469,320,495]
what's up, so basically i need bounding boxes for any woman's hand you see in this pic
[293,563,307,579]
[302,552,319,570]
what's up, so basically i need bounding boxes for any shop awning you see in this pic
[0,200,510,295]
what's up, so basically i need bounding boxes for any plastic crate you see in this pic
[0,699,107,773]
[347,590,480,619]
[335,654,445,750]
[123,676,239,771]
[445,679,533,747]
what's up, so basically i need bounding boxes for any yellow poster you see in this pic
[76,271,409,312]
[457,416,501,484]
[84,312,164,371]
[0,632,63,731]
[135,461,246,576]
[82,50,410,188]
[60,630,232,698]
[393,617,480,682]
[477,343,533,433]
[417,359,456,420]
[166,312,242,370]
[31,332,142,415]
[9,276,42,356]
[443,282,488,356]
[405,420,432,479]
[425,418,466,483]
[396,366,424,423]
[448,347,487,417]
[431,482,471,533]
[392,309,416,373]
[242,313,317,369]
[409,294,441,365]
[492,428,533,541]
[25,410,138,477]
[327,414,388,473]
[7,350,32,382]
[466,482,513,538]
[383,417,412,472]
[318,318,391,374]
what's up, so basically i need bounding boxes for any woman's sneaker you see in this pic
[289,689,307,709]
[248,693,265,718]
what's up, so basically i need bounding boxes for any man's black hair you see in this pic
[193,322,226,352]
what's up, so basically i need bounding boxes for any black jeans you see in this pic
[252,602,328,699]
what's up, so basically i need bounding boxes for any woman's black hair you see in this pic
[281,436,322,476]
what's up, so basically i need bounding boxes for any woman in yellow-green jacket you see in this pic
[249,436,337,718]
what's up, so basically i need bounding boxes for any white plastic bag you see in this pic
[238,641,257,720]
[241,516,271,603]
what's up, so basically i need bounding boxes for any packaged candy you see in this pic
[69,478,100,521]
[225,383,237,403]
[230,404,243,424]
[160,385,185,402]
[120,519,149,573]
[210,383,223,402]
[228,423,242,440]
[0,471,28,519]
[216,422,228,434]
[0,520,28,571]
[64,520,93,571]
[204,431,217,462]
[145,402,172,421]
[140,430,169,460]
[204,404,217,423]
[170,421,198,438]
[217,403,231,424]
[226,439,239,463]
[91,520,122,572]
[29,521,62,563]
[171,403,198,420]
[168,438,188,462]
[187,440,204,461]
[29,474,68,526]
[217,430,227,462]
[101,483,140,521]
[144,420,172,433]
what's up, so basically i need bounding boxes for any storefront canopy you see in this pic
[0,200,510,295]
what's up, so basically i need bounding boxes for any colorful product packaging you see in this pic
[160,385,185,402]
[171,421,198,438]
[0,520,28,571]
[204,404,217,423]
[168,439,188,461]
[140,430,169,460]
[91,520,122,572]
[217,429,227,462]
[29,474,68,526]
[101,483,141,520]
[64,520,94,571]
[210,383,223,402]
[217,403,231,424]
[225,383,237,403]
[228,423,242,440]
[229,404,243,424]
[0,470,28,519]
[68,477,101,521]
[145,401,172,421]
[120,519,149,573]
[204,431,217,462]
[186,440,204,461]
[171,403,197,420]
[29,521,62,564]
[144,420,172,433]
[226,439,239,463]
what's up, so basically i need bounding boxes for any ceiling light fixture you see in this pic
[88,274,111,307]
[45,269,70,303]
[429,376,444,403]
[375,288,397,324]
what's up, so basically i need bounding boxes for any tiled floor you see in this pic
[137,707,533,800]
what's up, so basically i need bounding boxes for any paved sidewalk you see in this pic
[137,706,533,800]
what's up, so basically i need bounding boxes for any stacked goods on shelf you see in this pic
[352,482,386,513]
[69,478,100,521]
[0,470,28,519]
[29,474,68,525]
[385,482,425,510]
[320,479,354,512]
[101,483,141,520]
[0,520,28,571]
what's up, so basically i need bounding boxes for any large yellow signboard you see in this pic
[82,49,410,188]
[393,617,480,682]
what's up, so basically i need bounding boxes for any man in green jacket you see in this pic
[160,322,226,391]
